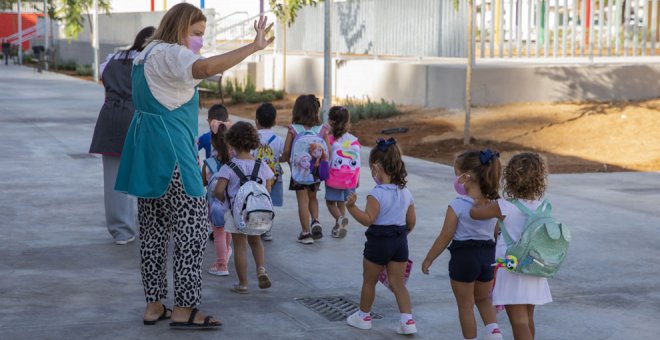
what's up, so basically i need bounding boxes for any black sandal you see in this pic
[169,308,222,330]
[143,304,172,325]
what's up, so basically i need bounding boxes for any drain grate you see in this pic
[67,153,98,160]
[295,296,382,322]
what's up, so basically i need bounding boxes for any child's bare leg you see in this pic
[307,189,319,221]
[247,235,265,268]
[474,280,498,326]
[232,233,248,286]
[359,258,383,313]
[386,260,412,314]
[295,190,311,233]
[505,304,533,340]
[450,280,477,339]
[326,200,342,220]
[527,304,536,338]
[337,201,347,218]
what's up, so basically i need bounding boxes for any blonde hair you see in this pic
[150,3,206,46]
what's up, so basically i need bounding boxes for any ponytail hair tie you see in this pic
[479,149,500,165]
[210,119,232,134]
[376,137,397,152]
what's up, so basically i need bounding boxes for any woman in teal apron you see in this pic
[115,3,274,329]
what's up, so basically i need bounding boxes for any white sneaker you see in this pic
[261,230,273,241]
[484,328,504,340]
[346,311,372,330]
[114,236,136,245]
[397,319,417,335]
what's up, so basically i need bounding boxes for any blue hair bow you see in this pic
[376,137,397,152]
[479,149,500,165]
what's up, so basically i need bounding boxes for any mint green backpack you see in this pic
[499,199,571,278]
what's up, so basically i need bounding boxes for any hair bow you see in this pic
[479,149,500,165]
[376,137,397,152]
[210,119,232,134]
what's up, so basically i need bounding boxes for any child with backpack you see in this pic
[202,113,233,276]
[345,138,417,335]
[281,95,330,244]
[421,149,504,340]
[197,104,228,160]
[469,153,558,340]
[325,106,361,239]
[214,122,275,294]
[253,102,284,242]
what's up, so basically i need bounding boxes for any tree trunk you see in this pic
[464,0,474,145]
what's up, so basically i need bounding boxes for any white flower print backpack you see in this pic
[289,124,329,185]
[226,160,274,235]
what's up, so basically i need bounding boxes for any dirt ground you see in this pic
[203,95,660,174]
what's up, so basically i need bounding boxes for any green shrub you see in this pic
[344,97,400,122]
[75,64,93,76]
[57,60,77,71]
[225,80,234,96]
[199,79,219,92]
[228,77,284,104]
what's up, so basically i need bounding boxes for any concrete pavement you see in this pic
[1,64,659,339]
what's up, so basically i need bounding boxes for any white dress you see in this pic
[492,198,553,306]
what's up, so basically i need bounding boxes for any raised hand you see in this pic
[253,16,275,50]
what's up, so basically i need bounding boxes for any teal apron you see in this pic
[115,45,204,198]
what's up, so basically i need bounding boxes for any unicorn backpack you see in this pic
[289,124,329,185]
[326,133,361,189]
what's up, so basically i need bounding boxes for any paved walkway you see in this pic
[1,65,659,339]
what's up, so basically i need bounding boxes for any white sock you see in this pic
[357,310,370,318]
[486,322,500,333]
[464,338,477,340]
[399,313,413,323]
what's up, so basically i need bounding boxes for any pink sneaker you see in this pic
[346,311,372,330]
[484,328,504,340]
[397,319,417,334]
[208,264,229,276]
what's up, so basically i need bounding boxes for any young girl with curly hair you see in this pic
[469,152,552,340]
[344,138,417,335]
[422,149,504,340]
[214,122,274,294]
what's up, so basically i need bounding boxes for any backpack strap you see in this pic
[267,135,277,145]
[250,159,263,184]
[498,220,515,248]
[510,199,534,217]
[204,157,222,175]
[227,161,249,186]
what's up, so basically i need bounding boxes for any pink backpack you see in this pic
[326,133,361,189]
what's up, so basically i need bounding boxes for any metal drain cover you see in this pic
[295,296,382,322]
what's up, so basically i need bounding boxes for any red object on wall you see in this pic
[0,13,42,51]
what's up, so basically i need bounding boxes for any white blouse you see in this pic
[134,41,204,110]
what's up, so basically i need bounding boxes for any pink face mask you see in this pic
[187,35,203,54]
[453,174,468,196]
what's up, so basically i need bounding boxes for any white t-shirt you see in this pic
[368,184,414,226]
[496,198,543,258]
[255,129,285,162]
[99,50,139,76]
[134,41,204,110]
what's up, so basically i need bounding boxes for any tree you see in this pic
[268,0,323,92]
[54,0,111,42]
[454,0,474,145]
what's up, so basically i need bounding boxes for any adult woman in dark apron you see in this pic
[89,27,155,245]
[115,3,273,329]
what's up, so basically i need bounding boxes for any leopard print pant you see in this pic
[137,167,209,307]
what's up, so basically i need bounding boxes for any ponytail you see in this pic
[369,138,408,188]
[455,149,502,200]
[211,124,231,164]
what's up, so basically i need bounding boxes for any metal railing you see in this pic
[283,0,660,59]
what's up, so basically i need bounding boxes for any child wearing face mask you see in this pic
[421,149,504,340]
[344,138,417,335]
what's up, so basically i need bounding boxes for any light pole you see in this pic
[92,0,99,82]
[322,0,332,122]
[44,0,49,70]
[18,0,23,65]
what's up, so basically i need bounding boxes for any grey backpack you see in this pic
[227,160,274,235]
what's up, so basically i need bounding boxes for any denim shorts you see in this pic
[363,225,409,265]
[448,239,496,282]
[271,180,283,206]
[324,185,354,202]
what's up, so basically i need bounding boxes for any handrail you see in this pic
[2,22,44,43]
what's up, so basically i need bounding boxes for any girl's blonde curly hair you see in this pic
[503,152,548,200]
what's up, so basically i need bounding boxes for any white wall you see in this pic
[108,0,260,16]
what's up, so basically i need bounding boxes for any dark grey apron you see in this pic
[89,54,135,155]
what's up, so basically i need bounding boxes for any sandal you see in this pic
[169,308,221,330]
[230,284,249,294]
[257,267,272,289]
[143,304,172,325]
[337,216,349,239]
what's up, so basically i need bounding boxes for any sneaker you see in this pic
[297,232,314,244]
[484,328,504,340]
[346,311,372,330]
[115,236,136,245]
[397,319,417,335]
[261,230,273,241]
[310,220,323,240]
[331,220,341,238]
[208,264,229,276]
[337,216,349,239]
